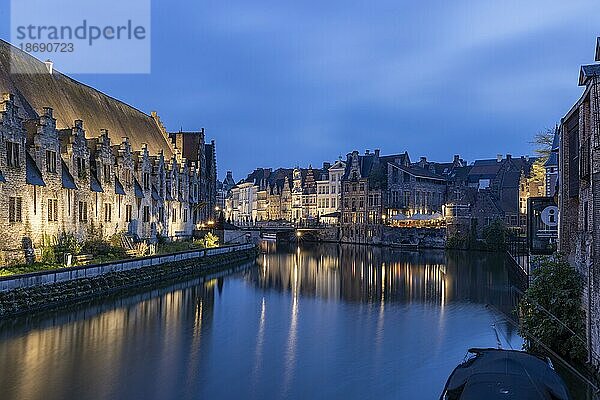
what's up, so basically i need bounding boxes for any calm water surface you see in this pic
[0,243,524,400]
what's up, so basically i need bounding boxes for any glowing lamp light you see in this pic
[296,231,302,237]
[208,220,215,225]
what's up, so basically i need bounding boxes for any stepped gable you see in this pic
[0,39,174,157]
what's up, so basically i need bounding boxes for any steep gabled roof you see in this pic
[0,39,173,157]
[579,64,600,86]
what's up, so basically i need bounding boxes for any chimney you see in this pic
[42,107,53,118]
[497,154,502,162]
[323,162,331,170]
[374,149,380,157]
[525,155,529,162]
[226,170,233,179]
[44,59,53,74]
[506,154,512,160]
[453,154,460,164]
[420,156,427,163]
[74,120,83,129]
[365,149,370,155]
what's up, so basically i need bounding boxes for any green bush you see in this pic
[519,254,587,363]
[54,232,82,265]
[481,219,509,251]
[82,239,128,262]
[203,232,219,248]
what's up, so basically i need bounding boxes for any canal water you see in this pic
[0,243,525,400]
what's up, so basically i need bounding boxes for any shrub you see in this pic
[203,232,219,248]
[54,232,82,265]
[82,239,128,262]
[519,254,587,363]
[481,219,509,251]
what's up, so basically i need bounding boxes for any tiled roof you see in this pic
[61,160,77,190]
[544,152,558,167]
[26,152,45,187]
[0,39,173,157]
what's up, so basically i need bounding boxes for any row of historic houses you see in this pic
[559,37,600,365]
[225,148,550,244]
[0,40,218,264]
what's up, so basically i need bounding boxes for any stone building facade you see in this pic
[0,40,217,264]
[559,38,600,364]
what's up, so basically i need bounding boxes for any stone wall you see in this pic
[0,93,218,262]
[0,244,256,318]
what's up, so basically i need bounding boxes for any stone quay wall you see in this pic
[0,243,256,318]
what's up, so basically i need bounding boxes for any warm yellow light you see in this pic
[296,231,302,237]
[215,206,220,211]
[208,220,214,225]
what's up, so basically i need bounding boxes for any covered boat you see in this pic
[440,348,570,400]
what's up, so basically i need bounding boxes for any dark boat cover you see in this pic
[441,348,570,400]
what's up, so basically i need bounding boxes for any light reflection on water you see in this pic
[0,243,524,400]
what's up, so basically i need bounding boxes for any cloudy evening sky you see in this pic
[0,0,598,179]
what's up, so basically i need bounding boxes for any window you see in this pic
[76,157,86,178]
[78,201,88,222]
[183,209,188,223]
[8,197,22,222]
[124,169,132,186]
[103,164,111,183]
[6,141,20,167]
[143,172,150,190]
[47,199,58,221]
[46,150,57,173]
[125,205,133,222]
[143,206,150,222]
[172,207,177,222]
[104,203,112,222]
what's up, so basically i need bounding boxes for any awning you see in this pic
[321,212,340,218]
[26,152,46,186]
[151,185,162,201]
[90,173,103,193]
[133,178,144,198]
[61,160,77,190]
[115,177,126,195]
[391,214,407,221]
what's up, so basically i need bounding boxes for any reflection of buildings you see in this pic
[250,243,520,313]
[0,277,220,400]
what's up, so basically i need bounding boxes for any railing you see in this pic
[506,236,530,278]
[0,243,255,293]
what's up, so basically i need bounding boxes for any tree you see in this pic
[203,232,219,248]
[530,126,557,161]
[519,255,587,363]
[481,219,509,251]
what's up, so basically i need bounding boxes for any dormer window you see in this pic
[46,150,57,173]
[143,172,150,190]
[103,164,111,183]
[6,142,20,167]
[76,157,86,178]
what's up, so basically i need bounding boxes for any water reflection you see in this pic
[251,242,521,314]
[0,245,526,400]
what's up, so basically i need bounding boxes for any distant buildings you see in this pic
[559,37,600,364]
[225,149,542,243]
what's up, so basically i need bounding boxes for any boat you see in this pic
[440,348,571,400]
